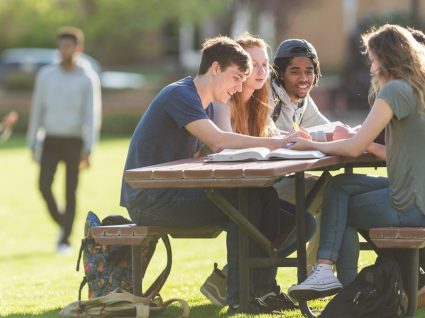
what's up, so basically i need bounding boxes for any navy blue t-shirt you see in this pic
[120,77,212,209]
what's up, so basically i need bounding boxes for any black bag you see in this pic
[320,255,405,318]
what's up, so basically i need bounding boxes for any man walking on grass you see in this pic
[27,26,101,254]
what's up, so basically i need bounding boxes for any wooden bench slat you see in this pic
[370,227,425,238]
[370,239,425,249]
[369,227,425,249]
[90,224,223,245]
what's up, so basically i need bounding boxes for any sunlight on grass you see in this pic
[1,136,424,317]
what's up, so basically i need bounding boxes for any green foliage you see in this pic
[100,112,140,136]
[0,0,229,64]
[2,109,141,136]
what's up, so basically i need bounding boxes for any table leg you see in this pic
[295,171,307,282]
[405,248,419,317]
[295,171,316,318]
[205,189,274,256]
[205,188,275,313]
[238,188,250,312]
[132,245,142,296]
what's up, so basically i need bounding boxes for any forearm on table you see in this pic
[366,142,386,160]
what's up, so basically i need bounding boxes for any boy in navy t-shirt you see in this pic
[121,36,298,314]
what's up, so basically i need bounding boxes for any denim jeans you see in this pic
[276,200,316,258]
[128,187,281,306]
[318,174,425,286]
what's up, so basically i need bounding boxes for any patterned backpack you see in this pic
[76,211,171,300]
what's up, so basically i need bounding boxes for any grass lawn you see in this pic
[1,135,424,317]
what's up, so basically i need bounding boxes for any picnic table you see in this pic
[124,153,384,317]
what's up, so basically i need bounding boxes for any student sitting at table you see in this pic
[120,35,306,315]
[285,24,425,301]
[269,38,340,274]
[201,32,314,311]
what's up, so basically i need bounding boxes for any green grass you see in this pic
[0,136,424,317]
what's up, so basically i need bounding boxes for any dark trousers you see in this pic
[128,187,281,305]
[39,136,82,245]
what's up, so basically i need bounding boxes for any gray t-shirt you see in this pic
[120,77,211,209]
[378,79,425,214]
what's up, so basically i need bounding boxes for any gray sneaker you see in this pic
[200,263,227,307]
[288,263,342,301]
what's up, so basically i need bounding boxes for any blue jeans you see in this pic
[318,174,425,286]
[128,187,281,306]
[276,200,316,258]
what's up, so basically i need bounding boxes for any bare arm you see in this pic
[287,98,393,157]
[212,103,233,132]
[186,119,289,152]
[367,142,387,160]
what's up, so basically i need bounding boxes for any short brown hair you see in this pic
[56,26,84,46]
[198,36,252,75]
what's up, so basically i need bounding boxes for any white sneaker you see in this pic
[288,263,342,301]
[57,243,72,255]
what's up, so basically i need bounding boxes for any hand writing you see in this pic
[288,128,311,140]
[285,136,314,150]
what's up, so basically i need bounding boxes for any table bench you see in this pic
[90,224,223,297]
[369,227,425,318]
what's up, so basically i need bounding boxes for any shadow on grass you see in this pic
[3,308,61,318]
[2,303,225,318]
[157,302,224,318]
[0,251,56,262]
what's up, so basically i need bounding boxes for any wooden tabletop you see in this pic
[124,153,384,189]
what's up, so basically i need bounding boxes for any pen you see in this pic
[292,121,299,131]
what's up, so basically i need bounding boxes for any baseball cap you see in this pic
[274,39,318,60]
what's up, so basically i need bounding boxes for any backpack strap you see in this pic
[76,238,87,272]
[134,303,150,318]
[152,298,190,318]
[142,234,172,299]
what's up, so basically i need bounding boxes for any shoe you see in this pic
[259,291,298,311]
[57,243,72,255]
[200,263,227,307]
[227,298,281,315]
[288,263,342,301]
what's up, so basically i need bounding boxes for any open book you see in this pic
[207,147,325,162]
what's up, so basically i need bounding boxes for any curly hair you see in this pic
[362,24,425,116]
[230,32,273,137]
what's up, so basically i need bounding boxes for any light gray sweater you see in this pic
[271,80,330,141]
[27,63,101,154]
